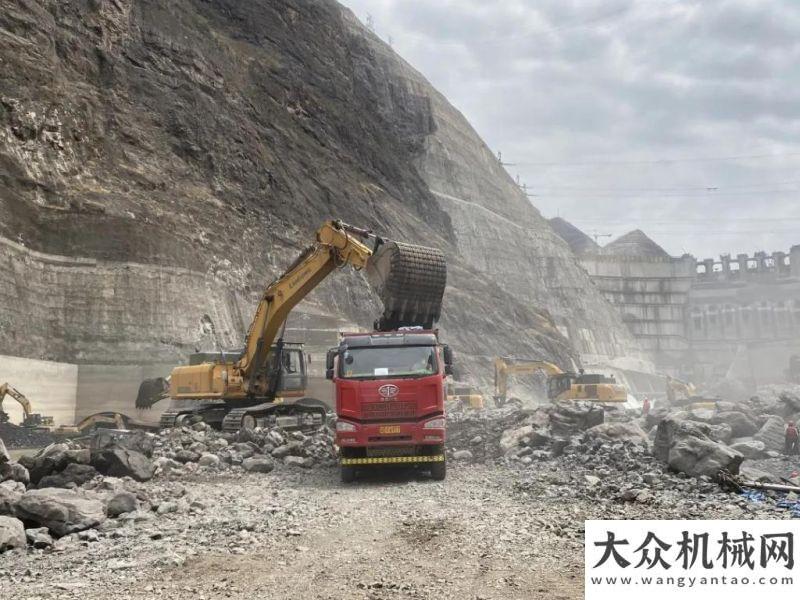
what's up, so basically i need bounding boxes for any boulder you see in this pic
[499,426,534,453]
[739,466,781,484]
[198,453,221,468]
[92,447,154,482]
[549,403,604,436]
[0,461,30,485]
[0,485,21,516]
[174,449,200,464]
[0,438,9,463]
[667,436,743,479]
[654,417,708,462]
[25,527,54,549]
[729,439,767,459]
[284,456,313,469]
[231,443,256,459]
[92,430,156,458]
[106,492,139,518]
[37,463,98,489]
[585,422,649,446]
[713,411,759,437]
[16,488,107,536]
[0,516,25,552]
[780,392,800,414]
[18,443,72,484]
[452,450,474,461]
[242,457,275,473]
[753,415,786,453]
[706,423,733,444]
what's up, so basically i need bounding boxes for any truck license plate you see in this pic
[379,426,401,434]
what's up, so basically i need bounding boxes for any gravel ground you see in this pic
[0,459,768,600]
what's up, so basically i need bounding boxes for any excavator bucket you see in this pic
[366,240,447,331]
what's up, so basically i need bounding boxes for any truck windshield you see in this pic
[340,346,438,379]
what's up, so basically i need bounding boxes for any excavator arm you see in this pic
[234,221,375,394]
[493,358,565,402]
[0,383,34,420]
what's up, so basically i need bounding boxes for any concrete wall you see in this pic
[579,254,695,371]
[0,355,78,426]
[580,245,800,385]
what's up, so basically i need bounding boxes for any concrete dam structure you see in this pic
[551,218,800,387]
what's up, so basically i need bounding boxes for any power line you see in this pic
[528,180,800,193]
[532,189,800,198]
[569,216,800,224]
[512,151,800,167]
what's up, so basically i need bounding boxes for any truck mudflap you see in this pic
[341,454,445,466]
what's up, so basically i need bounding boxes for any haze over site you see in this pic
[341,0,800,259]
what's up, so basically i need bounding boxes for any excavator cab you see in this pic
[547,374,575,400]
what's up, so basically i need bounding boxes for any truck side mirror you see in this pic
[326,349,336,380]
[443,345,454,376]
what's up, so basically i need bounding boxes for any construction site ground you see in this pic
[0,461,753,600]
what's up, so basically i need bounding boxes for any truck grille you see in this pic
[362,401,416,420]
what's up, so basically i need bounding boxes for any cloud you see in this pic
[339,0,800,257]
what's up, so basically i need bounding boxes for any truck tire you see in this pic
[430,458,446,481]
[340,465,356,483]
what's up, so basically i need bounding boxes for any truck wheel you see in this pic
[340,465,356,483]
[430,458,446,481]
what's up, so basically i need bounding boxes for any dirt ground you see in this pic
[1,464,584,600]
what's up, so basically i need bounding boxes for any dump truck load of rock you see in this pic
[367,240,447,331]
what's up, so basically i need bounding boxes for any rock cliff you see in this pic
[0,0,640,382]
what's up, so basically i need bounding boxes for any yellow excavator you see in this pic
[138,220,447,431]
[0,383,54,429]
[493,358,628,405]
[664,376,718,410]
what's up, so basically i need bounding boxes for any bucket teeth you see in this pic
[367,241,447,330]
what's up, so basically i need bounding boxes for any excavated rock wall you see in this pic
[0,0,641,395]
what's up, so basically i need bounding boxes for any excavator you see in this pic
[493,358,628,405]
[0,383,54,429]
[137,220,447,432]
[664,376,718,410]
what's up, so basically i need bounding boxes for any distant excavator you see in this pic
[664,376,718,410]
[493,357,628,405]
[137,220,447,432]
[0,383,54,429]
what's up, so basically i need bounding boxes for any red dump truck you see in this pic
[327,329,453,482]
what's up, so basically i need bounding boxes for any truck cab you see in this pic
[327,330,453,482]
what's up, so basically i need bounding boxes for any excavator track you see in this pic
[159,404,228,429]
[222,402,328,434]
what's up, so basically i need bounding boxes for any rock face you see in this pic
[15,489,106,537]
[0,0,640,378]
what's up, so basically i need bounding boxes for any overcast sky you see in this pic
[340,0,800,258]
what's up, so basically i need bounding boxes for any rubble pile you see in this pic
[0,422,57,449]
[0,421,336,554]
[152,420,337,474]
[448,386,800,517]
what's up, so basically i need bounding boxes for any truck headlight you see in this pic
[336,420,357,432]
[423,417,445,429]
